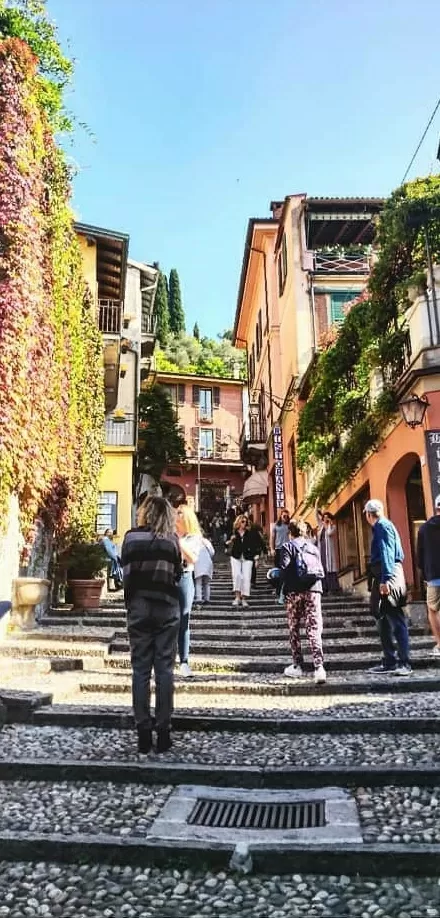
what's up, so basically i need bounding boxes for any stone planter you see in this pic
[68,578,104,610]
[10,577,51,632]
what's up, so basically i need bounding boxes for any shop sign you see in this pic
[273,425,285,509]
[425,429,440,505]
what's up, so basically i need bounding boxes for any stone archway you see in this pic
[386,452,426,593]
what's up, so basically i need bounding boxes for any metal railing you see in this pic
[104,414,135,446]
[240,417,267,449]
[314,251,370,274]
[198,408,213,423]
[141,312,157,335]
[98,299,123,335]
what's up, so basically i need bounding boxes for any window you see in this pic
[196,388,212,421]
[255,309,263,359]
[199,428,214,458]
[330,291,359,325]
[278,233,288,295]
[249,344,256,386]
[96,492,118,534]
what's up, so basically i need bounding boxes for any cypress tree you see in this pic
[154,272,170,347]
[168,269,185,334]
[193,321,200,340]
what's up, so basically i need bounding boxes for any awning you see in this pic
[242,470,268,501]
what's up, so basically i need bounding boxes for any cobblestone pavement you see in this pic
[0,863,439,917]
[0,724,439,768]
[0,781,172,837]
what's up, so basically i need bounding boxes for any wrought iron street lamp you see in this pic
[398,393,429,429]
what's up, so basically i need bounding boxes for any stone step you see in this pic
[103,654,440,677]
[109,638,434,658]
[30,704,440,734]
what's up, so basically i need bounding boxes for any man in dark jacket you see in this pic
[417,494,440,656]
[364,499,411,676]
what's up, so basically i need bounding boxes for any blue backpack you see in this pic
[283,538,324,591]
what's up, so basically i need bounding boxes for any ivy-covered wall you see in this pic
[297,176,440,506]
[0,38,104,560]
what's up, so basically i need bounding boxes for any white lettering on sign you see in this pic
[273,425,285,509]
[425,430,440,503]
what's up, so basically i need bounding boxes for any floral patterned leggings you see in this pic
[285,591,324,668]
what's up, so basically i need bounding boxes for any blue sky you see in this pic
[48,0,440,338]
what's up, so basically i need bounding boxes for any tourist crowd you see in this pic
[119,492,440,755]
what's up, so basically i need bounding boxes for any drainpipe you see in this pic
[308,272,317,353]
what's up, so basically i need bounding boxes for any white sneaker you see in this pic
[314,665,327,684]
[429,645,440,656]
[284,664,304,678]
[241,599,249,608]
[180,662,193,678]
[232,599,240,607]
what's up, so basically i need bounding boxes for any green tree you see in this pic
[137,384,186,481]
[168,268,185,334]
[0,0,73,130]
[153,271,169,348]
[193,321,200,340]
[154,331,247,379]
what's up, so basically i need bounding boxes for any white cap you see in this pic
[435,495,440,510]
[363,499,384,514]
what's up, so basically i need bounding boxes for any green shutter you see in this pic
[330,292,358,324]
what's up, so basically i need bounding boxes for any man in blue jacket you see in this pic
[417,494,440,655]
[364,499,411,676]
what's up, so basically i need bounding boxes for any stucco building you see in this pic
[155,370,247,516]
[76,224,158,538]
[232,195,440,594]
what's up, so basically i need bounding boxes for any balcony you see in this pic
[240,417,268,467]
[141,310,157,358]
[314,250,370,275]
[98,299,123,335]
[104,413,135,447]
[198,408,213,423]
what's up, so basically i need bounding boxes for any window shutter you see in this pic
[215,428,222,457]
[213,386,220,408]
[178,384,186,404]
[191,427,199,453]
[192,385,200,405]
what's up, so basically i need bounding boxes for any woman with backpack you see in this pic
[280,520,327,684]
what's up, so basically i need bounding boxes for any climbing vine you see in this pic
[0,38,104,551]
[298,175,440,504]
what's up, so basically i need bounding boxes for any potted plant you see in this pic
[61,542,107,610]
[120,364,128,379]
[113,408,126,423]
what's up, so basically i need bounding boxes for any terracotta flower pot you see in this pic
[10,577,51,632]
[68,579,105,610]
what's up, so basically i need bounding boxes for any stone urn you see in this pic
[10,577,51,632]
[67,578,105,610]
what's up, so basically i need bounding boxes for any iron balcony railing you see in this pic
[240,417,267,451]
[98,299,123,335]
[198,408,213,423]
[141,312,157,335]
[105,414,135,446]
[314,251,370,274]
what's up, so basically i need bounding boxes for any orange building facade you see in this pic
[156,370,247,517]
[234,194,440,595]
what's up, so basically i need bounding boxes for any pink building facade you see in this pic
[157,371,247,516]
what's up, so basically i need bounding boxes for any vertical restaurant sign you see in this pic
[425,429,440,505]
[273,425,285,509]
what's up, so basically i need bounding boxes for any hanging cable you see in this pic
[401,96,440,184]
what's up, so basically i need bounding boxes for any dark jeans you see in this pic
[274,549,282,597]
[251,561,257,586]
[370,579,410,667]
[127,596,179,730]
[177,571,195,663]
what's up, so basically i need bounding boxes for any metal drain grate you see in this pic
[188,798,326,830]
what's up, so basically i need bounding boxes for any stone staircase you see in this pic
[1,557,440,915]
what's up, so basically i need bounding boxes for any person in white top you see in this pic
[194,535,215,608]
[175,505,202,677]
